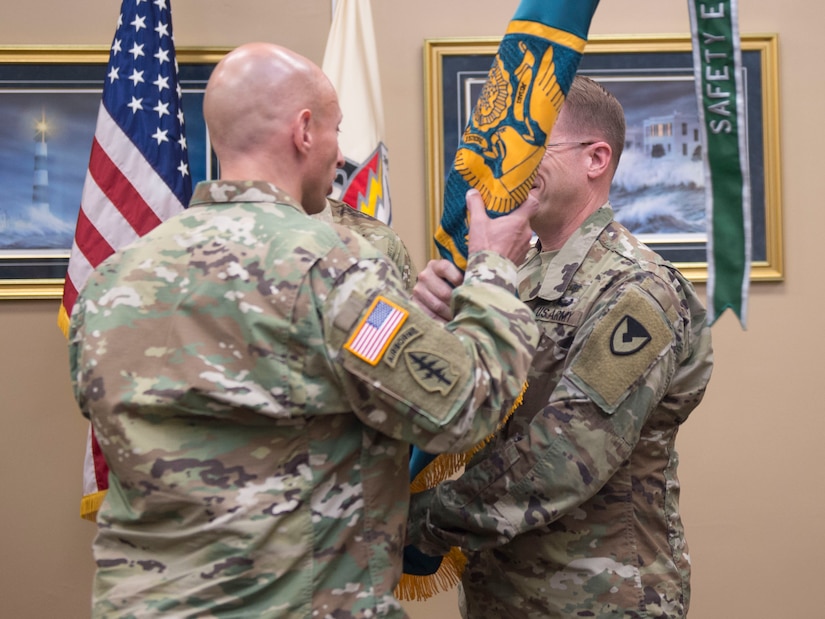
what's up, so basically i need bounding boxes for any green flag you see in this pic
[688,0,750,327]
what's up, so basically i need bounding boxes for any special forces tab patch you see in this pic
[571,286,671,412]
[344,296,408,366]
[404,350,459,395]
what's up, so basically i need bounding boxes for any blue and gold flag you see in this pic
[434,0,600,269]
[398,0,600,601]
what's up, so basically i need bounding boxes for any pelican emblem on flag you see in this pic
[454,40,565,215]
[434,14,594,270]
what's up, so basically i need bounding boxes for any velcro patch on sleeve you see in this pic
[344,296,409,365]
[383,325,423,368]
[404,349,460,395]
[571,286,672,412]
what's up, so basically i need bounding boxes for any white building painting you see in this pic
[640,111,702,160]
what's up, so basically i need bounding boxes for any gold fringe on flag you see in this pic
[57,305,71,338]
[397,382,527,601]
[410,379,528,494]
[400,0,601,600]
[396,546,468,602]
[80,490,106,522]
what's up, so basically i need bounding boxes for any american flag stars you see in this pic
[104,0,189,180]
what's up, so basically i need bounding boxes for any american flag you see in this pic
[345,297,408,365]
[59,0,191,520]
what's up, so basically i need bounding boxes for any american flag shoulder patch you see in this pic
[344,296,409,365]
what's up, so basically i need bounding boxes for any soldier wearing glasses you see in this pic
[408,76,714,618]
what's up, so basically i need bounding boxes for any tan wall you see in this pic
[0,1,821,617]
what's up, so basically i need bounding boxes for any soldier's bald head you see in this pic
[204,42,331,163]
[202,42,343,213]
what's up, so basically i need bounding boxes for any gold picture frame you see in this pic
[0,46,230,300]
[424,34,783,282]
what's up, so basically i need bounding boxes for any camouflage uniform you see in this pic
[68,180,539,619]
[407,205,714,618]
[314,198,417,292]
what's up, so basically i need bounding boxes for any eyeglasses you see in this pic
[545,141,596,150]
[542,141,596,160]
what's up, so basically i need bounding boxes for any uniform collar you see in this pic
[189,180,305,213]
[312,199,335,224]
[518,204,614,302]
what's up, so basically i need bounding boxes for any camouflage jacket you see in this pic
[68,180,538,619]
[407,206,714,618]
[314,198,417,292]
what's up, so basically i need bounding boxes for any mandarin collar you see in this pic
[189,180,305,213]
[518,204,613,302]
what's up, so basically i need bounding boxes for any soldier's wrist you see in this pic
[464,250,519,294]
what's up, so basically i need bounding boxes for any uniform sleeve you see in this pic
[324,249,539,455]
[365,224,418,293]
[385,234,418,294]
[67,302,89,419]
[327,198,417,293]
[407,281,685,556]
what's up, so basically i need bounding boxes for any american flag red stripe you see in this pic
[60,276,79,316]
[74,209,115,271]
[88,139,164,236]
[60,0,192,521]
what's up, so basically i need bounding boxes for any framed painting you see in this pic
[0,46,230,299]
[423,34,782,282]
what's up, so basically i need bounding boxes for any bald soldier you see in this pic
[68,42,539,618]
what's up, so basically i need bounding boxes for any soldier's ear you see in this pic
[292,108,312,155]
[586,142,612,179]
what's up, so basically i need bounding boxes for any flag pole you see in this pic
[399,0,601,600]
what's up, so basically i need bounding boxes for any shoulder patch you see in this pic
[404,349,459,395]
[384,325,423,368]
[344,296,408,365]
[571,286,672,411]
[610,316,651,355]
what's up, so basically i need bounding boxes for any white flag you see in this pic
[322,0,392,224]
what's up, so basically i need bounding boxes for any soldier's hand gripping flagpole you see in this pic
[397,0,601,601]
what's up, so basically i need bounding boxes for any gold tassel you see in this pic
[399,381,528,601]
[409,452,465,495]
[395,546,468,602]
[80,490,106,522]
[409,381,528,494]
[57,304,71,338]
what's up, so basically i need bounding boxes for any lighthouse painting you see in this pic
[0,49,219,292]
[0,94,97,253]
